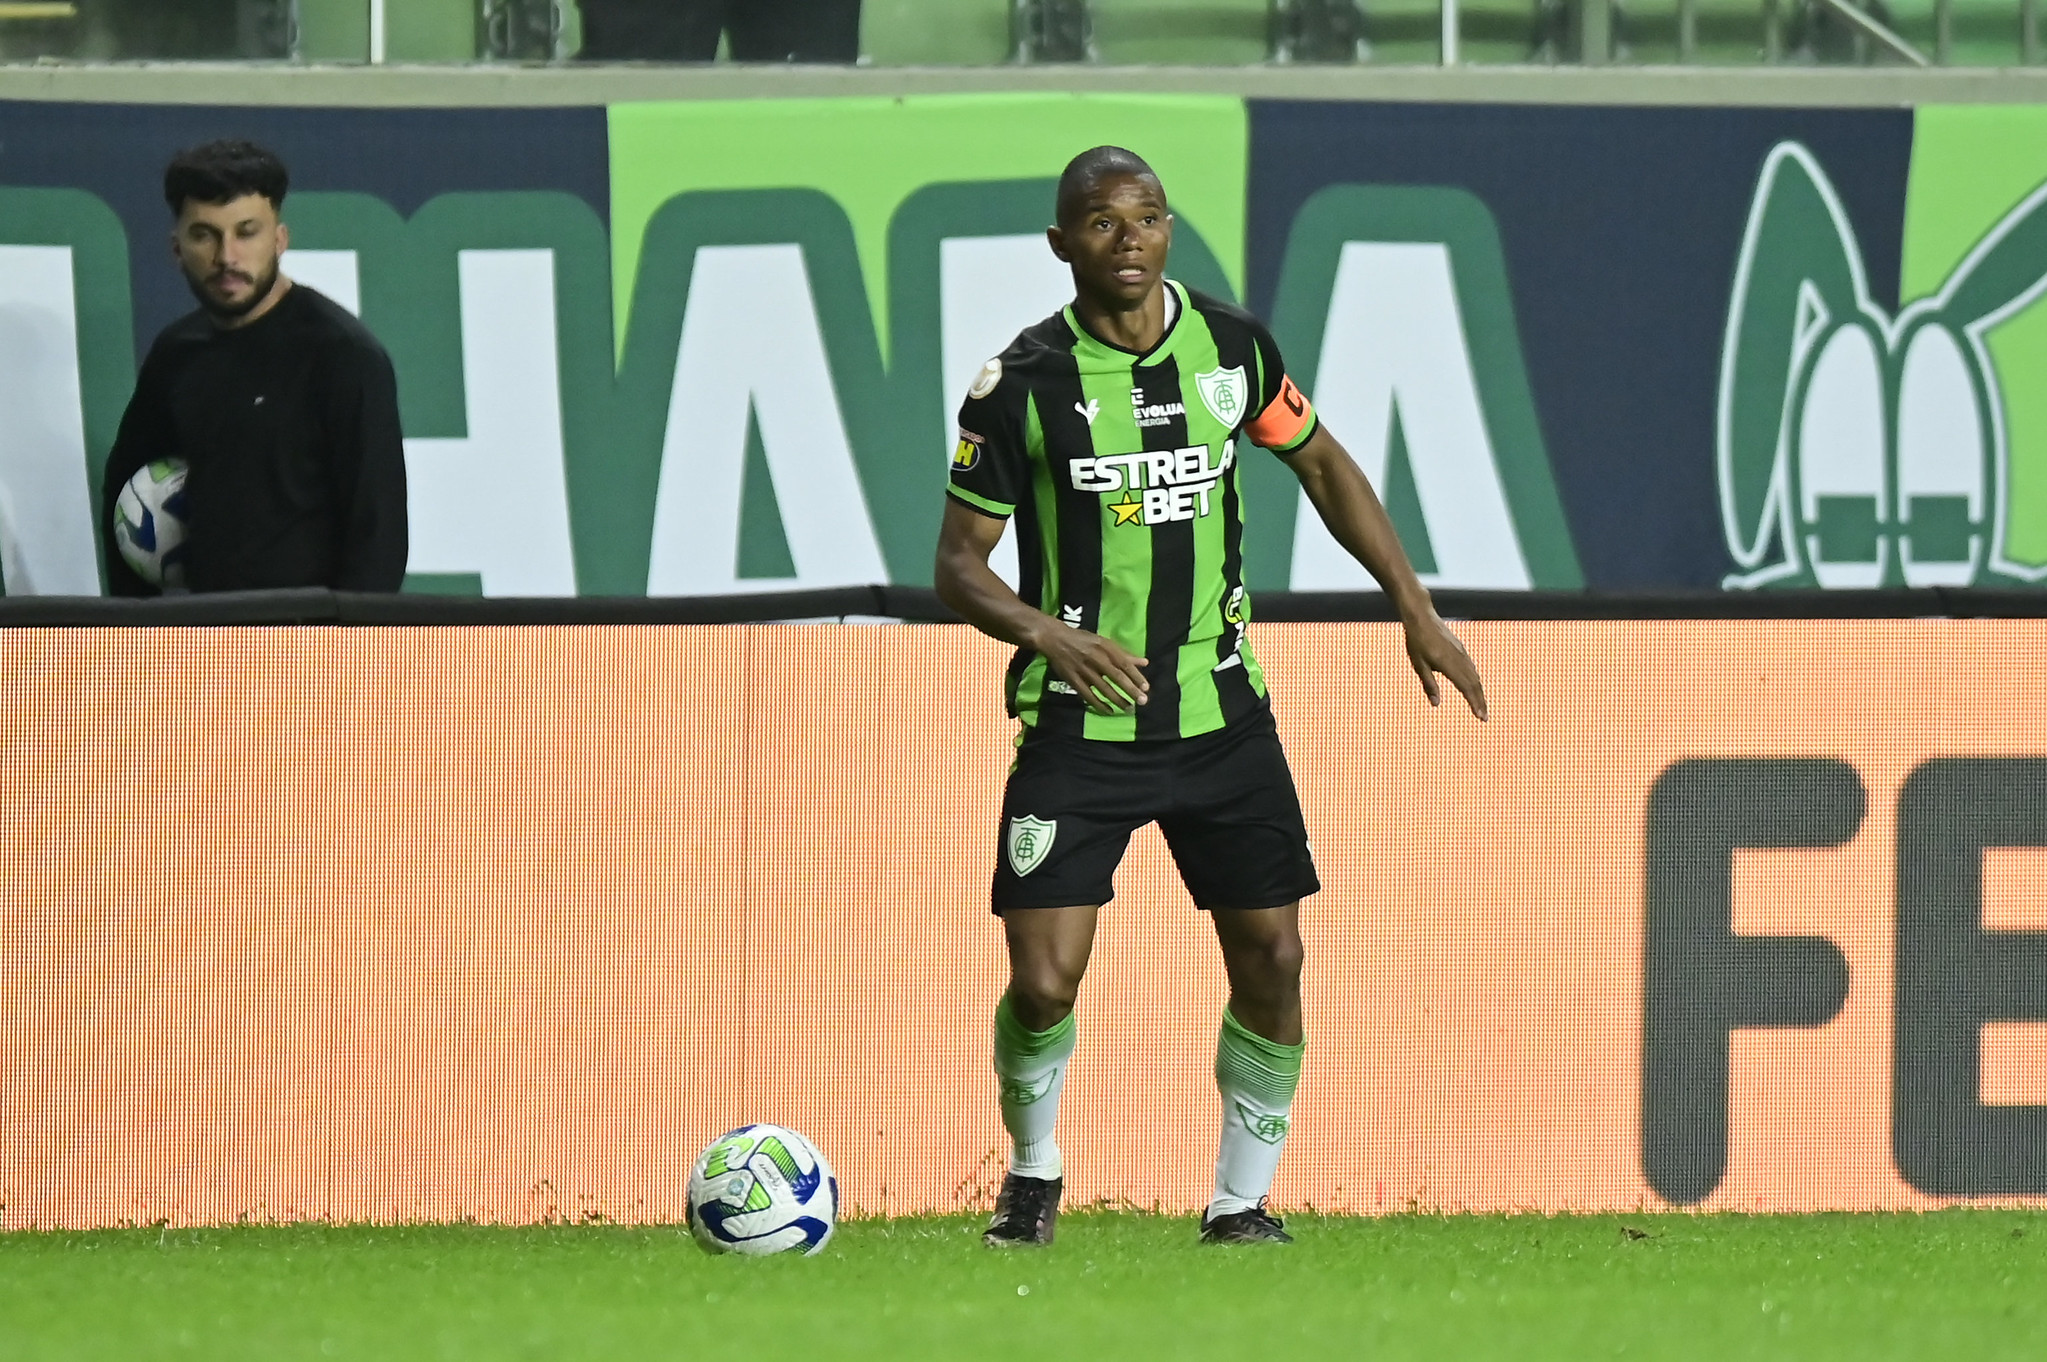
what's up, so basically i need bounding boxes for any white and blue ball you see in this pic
[686,1124,838,1256]
[112,458,191,590]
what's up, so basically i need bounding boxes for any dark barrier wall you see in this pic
[3,96,2043,600]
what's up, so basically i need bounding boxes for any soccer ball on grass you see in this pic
[686,1123,838,1256]
[112,458,191,590]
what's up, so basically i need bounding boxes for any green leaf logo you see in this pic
[1718,142,2047,589]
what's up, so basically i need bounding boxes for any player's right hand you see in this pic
[1032,622,1150,714]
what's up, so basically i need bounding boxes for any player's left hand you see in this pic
[1403,612,1487,720]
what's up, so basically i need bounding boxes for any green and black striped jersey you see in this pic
[948,281,1320,741]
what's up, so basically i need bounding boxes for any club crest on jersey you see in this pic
[1007,815,1056,877]
[1194,365,1248,429]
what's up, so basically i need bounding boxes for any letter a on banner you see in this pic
[648,243,886,595]
[0,245,103,594]
[1291,241,1530,590]
[939,233,1073,591]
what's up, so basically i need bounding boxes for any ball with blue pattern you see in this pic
[686,1124,838,1256]
[112,458,191,590]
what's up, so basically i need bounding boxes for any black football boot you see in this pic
[1199,1200,1294,1245]
[982,1172,1062,1247]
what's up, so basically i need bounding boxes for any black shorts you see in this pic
[991,705,1321,913]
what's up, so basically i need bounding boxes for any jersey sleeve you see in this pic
[946,356,1030,520]
[1240,318,1319,456]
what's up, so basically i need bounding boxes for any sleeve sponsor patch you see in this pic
[952,427,985,471]
[1245,375,1315,451]
[967,357,1003,399]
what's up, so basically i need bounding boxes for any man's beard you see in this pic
[188,257,281,321]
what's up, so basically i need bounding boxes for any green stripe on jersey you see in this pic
[1025,390,1061,613]
[948,484,1013,517]
[1077,349,1148,741]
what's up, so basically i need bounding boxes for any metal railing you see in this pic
[1002,0,2031,65]
[0,0,2035,67]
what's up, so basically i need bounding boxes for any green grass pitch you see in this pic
[3,1211,2043,1360]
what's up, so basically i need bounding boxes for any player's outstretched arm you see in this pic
[933,499,1151,715]
[1284,425,1488,720]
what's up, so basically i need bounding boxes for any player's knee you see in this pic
[1240,930,1304,996]
[1007,969,1082,1029]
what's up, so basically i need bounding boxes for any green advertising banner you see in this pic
[2,95,2046,599]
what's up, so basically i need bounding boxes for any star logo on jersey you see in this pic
[1108,493,1144,527]
[1007,815,1057,878]
[1194,365,1248,429]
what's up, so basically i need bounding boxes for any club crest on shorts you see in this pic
[1007,815,1057,878]
[1194,365,1248,428]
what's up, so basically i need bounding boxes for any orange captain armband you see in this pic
[1244,374,1316,452]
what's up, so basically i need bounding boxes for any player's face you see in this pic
[1049,173,1173,310]
[172,194,290,323]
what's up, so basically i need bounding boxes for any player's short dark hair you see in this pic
[1055,145,1162,225]
[163,140,290,216]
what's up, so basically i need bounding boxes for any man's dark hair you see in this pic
[1055,145,1161,225]
[163,140,290,216]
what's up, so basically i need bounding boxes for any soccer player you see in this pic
[101,140,407,596]
[934,146,1487,1247]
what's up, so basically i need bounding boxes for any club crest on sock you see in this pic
[1235,1101,1291,1145]
[1000,1071,1057,1107]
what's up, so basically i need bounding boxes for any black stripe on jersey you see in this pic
[1036,329,1100,737]
[1135,353,1193,741]
[1012,476,1046,619]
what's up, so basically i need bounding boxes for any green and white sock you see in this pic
[1210,1007,1304,1217]
[993,993,1077,1180]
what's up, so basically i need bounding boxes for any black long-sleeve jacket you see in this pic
[101,282,408,595]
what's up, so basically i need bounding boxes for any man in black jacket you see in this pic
[101,140,407,596]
